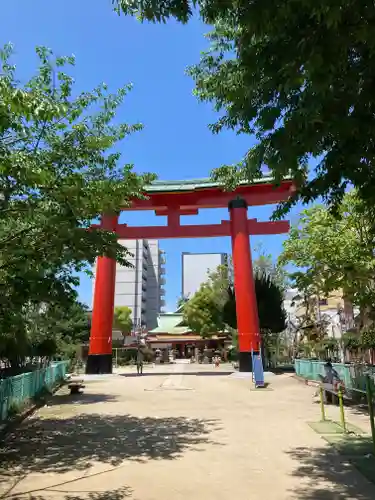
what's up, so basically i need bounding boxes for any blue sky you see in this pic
[3,0,302,311]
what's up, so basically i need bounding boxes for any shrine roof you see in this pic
[148,313,189,334]
[144,175,286,194]
[148,335,226,342]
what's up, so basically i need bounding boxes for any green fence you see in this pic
[0,360,69,422]
[295,358,375,391]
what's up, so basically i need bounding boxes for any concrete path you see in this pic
[1,364,375,500]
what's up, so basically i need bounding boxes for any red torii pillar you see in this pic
[86,214,118,374]
[229,198,261,372]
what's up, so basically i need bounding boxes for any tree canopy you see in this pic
[252,244,289,291]
[113,306,133,335]
[0,299,91,373]
[183,265,229,336]
[183,262,286,338]
[222,271,286,335]
[0,44,154,368]
[279,191,375,314]
[114,0,375,215]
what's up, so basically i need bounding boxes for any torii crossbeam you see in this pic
[87,176,294,375]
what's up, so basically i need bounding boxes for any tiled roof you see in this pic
[149,335,203,342]
[144,175,290,194]
[148,313,188,334]
[148,335,227,342]
[148,313,231,337]
[149,326,191,335]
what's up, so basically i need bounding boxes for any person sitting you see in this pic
[324,360,340,385]
[317,359,343,403]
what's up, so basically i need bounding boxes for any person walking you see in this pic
[136,347,144,375]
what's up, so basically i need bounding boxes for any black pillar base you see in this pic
[238,351,253,372]
[85,353,113,374]
[238,351,261,372]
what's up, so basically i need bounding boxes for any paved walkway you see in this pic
[1,364,375,500]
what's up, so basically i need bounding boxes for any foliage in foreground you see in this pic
[0,44,154,368]
[0,299,90,374]
[115,0,375,216]
[182,260,286,352]
[279,191,375,324]
[279,190,375,361]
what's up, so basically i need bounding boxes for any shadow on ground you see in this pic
[44,393,119,406]
[345,399,375,419]
[120,371,233,378]
[8,486,132,500]
[0,413,222,475]
[286,442,375,499]
[270,366,295,375]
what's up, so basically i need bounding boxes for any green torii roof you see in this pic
[144,175,287,194]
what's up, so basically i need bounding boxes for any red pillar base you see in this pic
[86,353,113,375]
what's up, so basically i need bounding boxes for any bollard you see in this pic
[365,375,375,456]
[319,386,326,421]
[338,387,347,433]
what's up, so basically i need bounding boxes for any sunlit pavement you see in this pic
[1,363,375,500]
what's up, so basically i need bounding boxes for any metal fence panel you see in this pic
[294,359,375,391]
[0,360,69,422]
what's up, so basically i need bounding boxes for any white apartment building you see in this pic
[181,252,231,299]
[93,239,166,331]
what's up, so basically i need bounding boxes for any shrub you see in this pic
[361,327,375,349]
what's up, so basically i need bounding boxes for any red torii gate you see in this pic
[86,177,294,374]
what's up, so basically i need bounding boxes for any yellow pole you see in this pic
[319,386,326,421]
[365,375,375,456]
[338,387,347,433]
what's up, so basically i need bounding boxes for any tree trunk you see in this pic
[343,295,355,330]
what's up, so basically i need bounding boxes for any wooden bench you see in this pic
[68,380,85,395]
[322,383,350,405]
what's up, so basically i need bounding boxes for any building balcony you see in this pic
[159,266,166,275]
[160,299,166,307]
[159,287,166,296]
[159,277,166,286]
